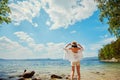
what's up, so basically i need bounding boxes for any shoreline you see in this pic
[100,58,120,62]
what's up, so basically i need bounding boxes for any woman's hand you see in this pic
[77,44,84,50]
[65,43,71,48]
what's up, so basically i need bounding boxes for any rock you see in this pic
[24,70,27,73]
[22,71,35,78]
[96,72,100,74]
[66,75,70,79]
[32,78,41,80]
[66,77,69,79]
[17,69,35,80]
[51,74,62,79]
[101,73,105,75]
[32,78,38,80]
[8,76,15,78]
[18,77,24,80]
[18,70,35,78]
[91,71,105,75]
[18,77,41,80]
[0,78,7,80]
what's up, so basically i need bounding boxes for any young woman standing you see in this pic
[64,41,83,80]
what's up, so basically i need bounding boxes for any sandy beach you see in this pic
[9,67,119,80]
[31,69,120,80]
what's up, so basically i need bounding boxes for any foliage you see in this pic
[96,0,120,38]
[0,0,11,24]
[98,38,120,60]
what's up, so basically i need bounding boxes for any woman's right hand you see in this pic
[65,43,71,48]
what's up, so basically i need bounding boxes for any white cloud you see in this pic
[2,34,115,59]
[1,31,67,59]
[46,20,51,26]
[41,0,97,30]
[0,36,66,59]
[14,31,45,52]
[14,31,46,52]
[100,34,109,38]
[0,36,34,59]
[90,37,117,50]
[101,37,116,44]
[14,31,35,44]
[70,30,77,34]
[9,0,41,27]
[32,23,38,27]
[90,44,102,51]
[40,42,65,59]
[83,51,98,57]
[9,0,97,30]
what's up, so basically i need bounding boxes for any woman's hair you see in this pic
[71,41,78,48]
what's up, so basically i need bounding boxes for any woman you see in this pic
[64,41,83,80]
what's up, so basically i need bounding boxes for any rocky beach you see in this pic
[3,68,120,80]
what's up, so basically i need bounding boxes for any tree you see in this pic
[97,0,120,38]
[0,0,11,24]
[98,38,120,60]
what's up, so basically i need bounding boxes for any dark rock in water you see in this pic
[9,76,16,78]
[18,77,24,80]
[22,71,35,78]
[18,70,35,78]
[51,74,62,79]
[24,70,27,73]
[0,78,7,80]
[32,78,41,80]
[17,70,35,80]
[18,77,41,80]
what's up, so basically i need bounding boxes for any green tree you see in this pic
[98,38,120,61]
[97,0,120,38]
[0,0,11,24]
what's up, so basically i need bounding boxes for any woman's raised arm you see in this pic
[64,43,71,49]
[77,44,84,50]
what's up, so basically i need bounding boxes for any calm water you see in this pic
[0,57,120,79]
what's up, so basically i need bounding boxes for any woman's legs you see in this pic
[71,66,75,80]
[76,64,80,80]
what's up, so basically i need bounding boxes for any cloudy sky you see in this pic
[0,0,116,59]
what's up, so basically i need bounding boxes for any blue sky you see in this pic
[0,0,116,59]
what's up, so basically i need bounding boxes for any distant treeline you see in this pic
[98,38,120,60]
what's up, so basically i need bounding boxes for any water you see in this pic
[0,57,120,79]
